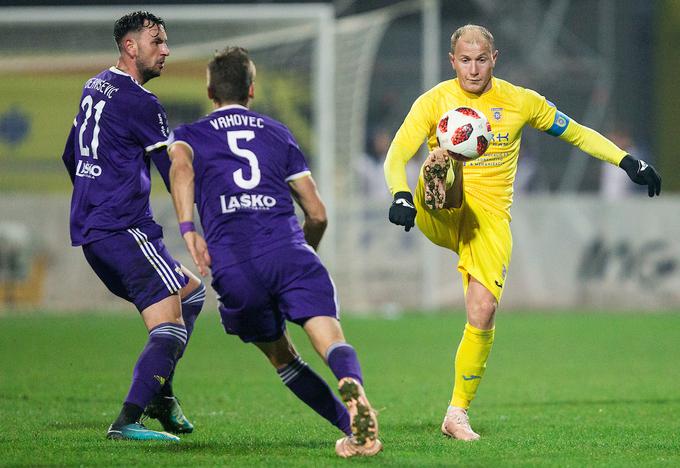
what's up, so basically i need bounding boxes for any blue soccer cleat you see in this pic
[106,422,180,442]
[143,396,194,434]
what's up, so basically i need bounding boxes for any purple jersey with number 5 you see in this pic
[169,105,311,273]
[62,67,170,246]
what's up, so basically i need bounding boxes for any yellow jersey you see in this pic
[384,76,627,220]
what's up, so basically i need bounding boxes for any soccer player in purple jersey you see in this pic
[60,11,206,442]
[166,47,383,458]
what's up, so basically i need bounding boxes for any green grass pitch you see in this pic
[1,311,679,466]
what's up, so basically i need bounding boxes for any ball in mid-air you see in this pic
[435,107,492,161]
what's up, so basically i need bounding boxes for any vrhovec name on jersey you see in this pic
[76,160,102,179]
[210,114,264,130]
[220,193,277,214]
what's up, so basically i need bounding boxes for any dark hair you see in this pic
[208,47,255,105]
[113,11,165,50]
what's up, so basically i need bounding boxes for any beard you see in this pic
[136,59,162,84]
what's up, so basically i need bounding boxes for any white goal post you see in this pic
[0,2,443,312]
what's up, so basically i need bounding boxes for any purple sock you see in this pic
[180,282,205,342]
[326,343,363,384]
[277,356,351,435]
[158,284,205,398]
[124,322,187,409]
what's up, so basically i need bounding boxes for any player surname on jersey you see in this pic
[84,78,119,99]
[210,114,264,130]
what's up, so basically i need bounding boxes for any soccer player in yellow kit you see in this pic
[384,24,661,441]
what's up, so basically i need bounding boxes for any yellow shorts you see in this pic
[414,174,512,301]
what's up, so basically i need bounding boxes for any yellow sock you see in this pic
[450,322,495,409]
[445,160,455,189]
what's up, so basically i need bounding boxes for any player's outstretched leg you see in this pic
[423,148,451,210]
[144,277,205,434]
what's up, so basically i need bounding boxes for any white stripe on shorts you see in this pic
[126,228,182,293]
[131,228,183,292]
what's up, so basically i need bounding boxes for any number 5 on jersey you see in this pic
[228,130,261,189]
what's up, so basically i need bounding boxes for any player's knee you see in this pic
[269,349,299,369]
[257,337,299,369]
[467,300,497,329]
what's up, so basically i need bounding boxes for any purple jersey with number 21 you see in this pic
[63,67,170,246]
[61,66,187,311]
[169,104,311,274]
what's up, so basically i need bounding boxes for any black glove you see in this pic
[389,191,416,232]
[619,154,661,197]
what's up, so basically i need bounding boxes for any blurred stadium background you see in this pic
[1,0,680,314]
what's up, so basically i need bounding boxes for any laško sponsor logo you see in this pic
[75,160,102,178]
[220,193,277,213]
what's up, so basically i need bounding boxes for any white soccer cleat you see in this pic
[422,148,451,210]
[441,406,480,441]
[335,378,382,458]
[335,435,383,458]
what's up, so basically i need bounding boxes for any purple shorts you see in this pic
[213,242,338,343]
[82,224,187,312]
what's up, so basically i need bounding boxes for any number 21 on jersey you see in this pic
[78,96,106,159]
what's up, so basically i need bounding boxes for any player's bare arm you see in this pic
[289,175,327,251]
[168,142,211,276]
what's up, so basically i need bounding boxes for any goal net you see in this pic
[0,2,448,312]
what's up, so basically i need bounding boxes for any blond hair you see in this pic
[450,24,495,53]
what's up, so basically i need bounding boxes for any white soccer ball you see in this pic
[435,107,493,161]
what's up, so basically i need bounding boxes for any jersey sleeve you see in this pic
[61,121,77,184]
[523,88,626,166]
[555,118,627,166]
[166,126,195,156]
[284,132,311,182]
[384,92,438,195]
[131,96,171,153]
[522,88,559,132]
